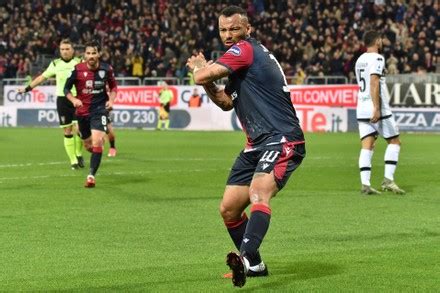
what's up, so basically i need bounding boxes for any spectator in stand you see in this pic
[131,53,144,77]
[0,0,438,82]
[387,53,399,74]
[409,53,424,72]
[0,54,8,79]
[293,64,306,85]
[4,58,18,78]
[188,87,202,108]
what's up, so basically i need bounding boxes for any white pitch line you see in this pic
[0,158,226,169]
[0,168,227,182]
[0,161,66,168]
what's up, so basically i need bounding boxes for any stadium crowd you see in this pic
[0,0,439,82]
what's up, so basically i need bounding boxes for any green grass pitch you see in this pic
[0,128,439,291]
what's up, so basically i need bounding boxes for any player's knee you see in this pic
[249,186,275,204]
[249,193,272,205]
[362,143,375,150]
[219,203,240,221]
[219,204,230,220]
[92,137,104,148]
[388,138,401,146]
[83,141,93,152]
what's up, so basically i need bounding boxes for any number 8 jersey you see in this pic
[355,52,392,120]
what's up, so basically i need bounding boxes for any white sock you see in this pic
[242,256,250,274]
[384,144,400,181]
[359,149,373,186]
[249,261,266,272]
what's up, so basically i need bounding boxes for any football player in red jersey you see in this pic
[65,41,118,188]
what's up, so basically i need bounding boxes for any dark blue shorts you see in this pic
[227,142,305,190]
[77,114,108,140]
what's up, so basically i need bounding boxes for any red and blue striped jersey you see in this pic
[216,37,304,148]
[64,62,117,117]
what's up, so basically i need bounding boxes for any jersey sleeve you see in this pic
[369,55,385,76]
[63,68,77,96]
[42,60,56,78]
[215,41,254,73]
[107,65,118,92]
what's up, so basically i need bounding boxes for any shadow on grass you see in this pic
[240,261,343,291]
[104,175,150,186]
[4,261,342,291]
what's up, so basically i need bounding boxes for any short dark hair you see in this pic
[363,31,382,47]
[84,40,101,52]
[220,5,247,18]
[60,39,73,46]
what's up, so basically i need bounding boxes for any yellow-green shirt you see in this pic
[42,57,81,96]
[159,89,174,104]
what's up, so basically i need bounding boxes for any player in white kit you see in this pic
[354,31,405,195]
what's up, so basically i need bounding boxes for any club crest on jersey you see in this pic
[83,72,88,77]
[98,70,105,79]
[226,45,241,56]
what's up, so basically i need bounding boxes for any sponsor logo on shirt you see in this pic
[226,45,241,56]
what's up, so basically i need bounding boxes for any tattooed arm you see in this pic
[202,82,233,111]
[186,53,233,111]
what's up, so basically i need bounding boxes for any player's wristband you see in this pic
[24,85,32,92]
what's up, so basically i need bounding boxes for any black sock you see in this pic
[109,139,115,148]
[240,204,271,266]
[90,147,103,176]
[225,213,262,265]
[225,213,248,250]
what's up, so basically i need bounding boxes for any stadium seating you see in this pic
[0,0,438,81]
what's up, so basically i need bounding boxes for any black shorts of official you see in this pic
[57,96,77,127]
[162,103,170,113]
[77,113,108,140]
[227,142,306,190]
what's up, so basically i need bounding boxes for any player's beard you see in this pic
[87,58,99,69]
